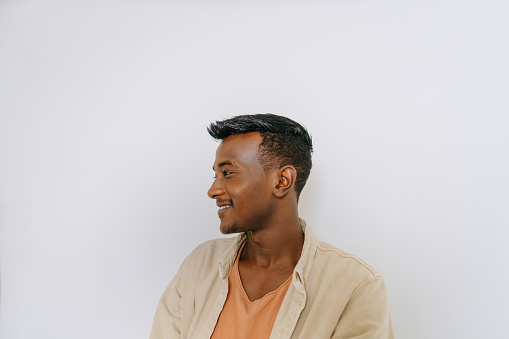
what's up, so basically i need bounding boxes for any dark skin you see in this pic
[208,132,304,301]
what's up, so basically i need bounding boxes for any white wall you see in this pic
[1,1,508,338]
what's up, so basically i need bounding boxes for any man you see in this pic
[150,114,394,339]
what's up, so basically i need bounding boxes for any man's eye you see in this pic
[212,171,232,179]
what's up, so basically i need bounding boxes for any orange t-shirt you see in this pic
[210,242,292,339]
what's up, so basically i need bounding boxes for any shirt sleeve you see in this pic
[149,252,195,339]
[331,276,395,339]
[149,273,182,339]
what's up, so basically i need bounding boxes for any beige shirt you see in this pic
[150,220,395,339]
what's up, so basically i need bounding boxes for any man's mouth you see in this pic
[217,202,232,216]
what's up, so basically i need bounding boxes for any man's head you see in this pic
[207,114,313,197]
[207,114,313,234]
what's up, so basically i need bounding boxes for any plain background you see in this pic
[1,0,508,338]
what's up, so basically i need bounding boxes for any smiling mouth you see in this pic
[217,204,232,216]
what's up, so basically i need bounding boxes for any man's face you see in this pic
[208,132,277,234]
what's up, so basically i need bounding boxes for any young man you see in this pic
[150,114,394,339]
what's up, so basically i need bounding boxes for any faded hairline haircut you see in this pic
[207,113,313,199]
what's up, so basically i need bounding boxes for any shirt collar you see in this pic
[218,219,318,292]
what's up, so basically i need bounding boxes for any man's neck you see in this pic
[241,214,304,268]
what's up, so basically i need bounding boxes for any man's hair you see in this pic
[207,113,313,198]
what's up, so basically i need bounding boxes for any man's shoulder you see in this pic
[188,237,237,257]
[170,237,238,284]
[178,237,238,270]
[313,239,383,279]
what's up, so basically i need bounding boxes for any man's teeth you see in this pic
[219,205,231,210]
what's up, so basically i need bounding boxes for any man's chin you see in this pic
[220,221,239,235]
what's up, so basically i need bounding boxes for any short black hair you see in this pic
[207,113,313,198]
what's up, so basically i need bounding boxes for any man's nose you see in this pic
[207,178,224,199]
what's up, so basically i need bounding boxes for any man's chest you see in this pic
[238,260,294,301]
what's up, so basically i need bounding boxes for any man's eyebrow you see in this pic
[212,160,236,171]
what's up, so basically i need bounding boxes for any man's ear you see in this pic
[273,165,297,198]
